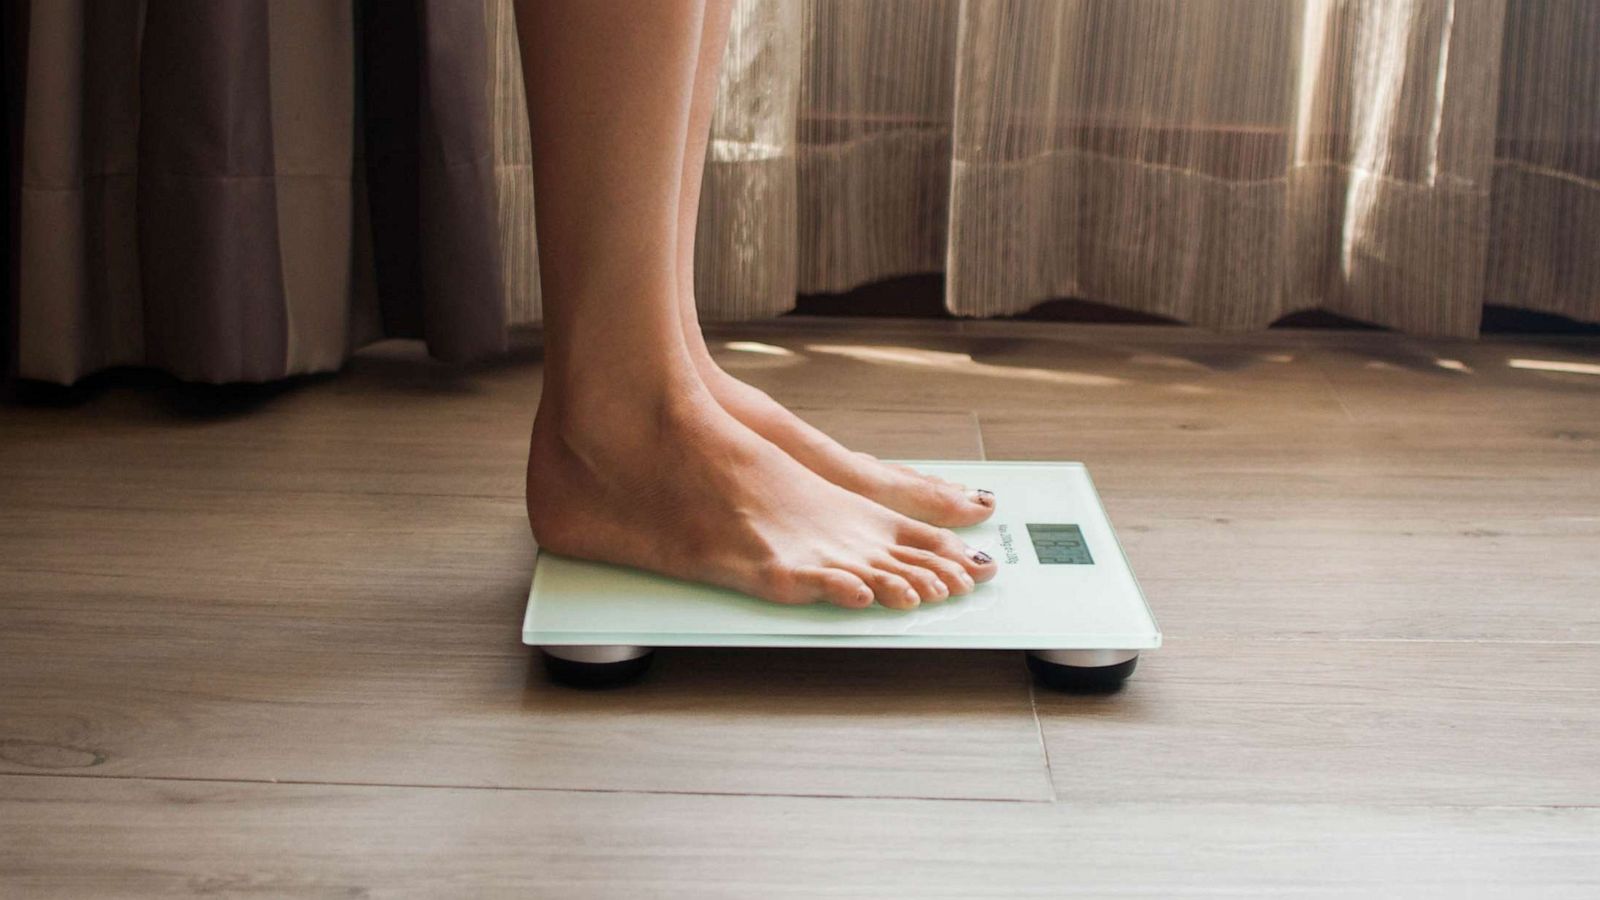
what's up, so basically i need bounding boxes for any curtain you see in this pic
[8,0,531,383]
[8,0,1599,384]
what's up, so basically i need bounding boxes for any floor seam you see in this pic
[0,770,1049,805]
[1308,359,1360,423]
[1026,678,1057,802]
[5,772,1599,813]
[0,478,527,507]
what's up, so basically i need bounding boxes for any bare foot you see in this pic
[527,374,998,609]
[694,362,996,528]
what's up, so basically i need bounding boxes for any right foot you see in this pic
[697,363,998,528]
[527,377,998,609]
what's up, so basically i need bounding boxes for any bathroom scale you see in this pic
[523,461,1160,691]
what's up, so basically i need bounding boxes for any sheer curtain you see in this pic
[10,0,1598,384]
[743,0,1598,335]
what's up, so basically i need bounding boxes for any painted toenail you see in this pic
[970,489,995,507]
[970,548,993,565]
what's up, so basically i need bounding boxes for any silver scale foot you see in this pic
[539,645,1138,691]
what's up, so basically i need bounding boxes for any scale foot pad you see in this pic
[541,649,655,688]
[1026,653,1138,693]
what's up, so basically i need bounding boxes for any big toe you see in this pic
[869,459,995,527]
[808,567,875,609]
[767,564,874,608]
[901,521,1001,582]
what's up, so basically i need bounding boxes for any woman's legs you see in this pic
[670,3,995,529]
[515,1,995,608]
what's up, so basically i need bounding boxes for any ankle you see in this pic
[536,362,713,452]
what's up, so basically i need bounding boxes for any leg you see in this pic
[671,5,996,528]
[515,0,996,609]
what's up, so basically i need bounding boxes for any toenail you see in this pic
[970,489,995,507]
[905,587,921,606]
[969,548,993,565]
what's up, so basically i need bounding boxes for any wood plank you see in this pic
[710,322,1597,439]
[1036,639,1600,806]
[707,323,1351,421]
[0,618,1048,799]
[0,391,1016,800]
[1,373,981,499]
[979,404,1600,641]
[4,776,1598,898]
[0,484,1045,800]
[1302,331,1600,426]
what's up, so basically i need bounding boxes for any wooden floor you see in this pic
[3,319,1598,897]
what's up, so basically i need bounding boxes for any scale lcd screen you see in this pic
[1025,523,1093,565]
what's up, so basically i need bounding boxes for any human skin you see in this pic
[514,1,997,609]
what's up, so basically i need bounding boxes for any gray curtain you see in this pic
[10,0,529,384]
[9,0,1600,384]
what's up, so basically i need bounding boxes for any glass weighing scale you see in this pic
[523,462,1160,691]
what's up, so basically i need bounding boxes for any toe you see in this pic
[891,546,975,595]
[760,563,875,608]
[801,567,874,609]
[882,466,996,527]
[879,556,948,603]
[859,567,920,610]
[900,522,1000,582]
[756,562,824,606]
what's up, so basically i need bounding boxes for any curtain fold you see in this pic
[137,0,291,380]
[7,0,1599,384]
[11,0,520,383]
[1487,0,1600,325]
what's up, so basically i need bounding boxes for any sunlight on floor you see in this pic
[1509,358,1600,377]
[805,344,1125,387]
[724,341,795,357]
[719,340,803,370]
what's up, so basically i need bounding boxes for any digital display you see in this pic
[1026,524,1093,565]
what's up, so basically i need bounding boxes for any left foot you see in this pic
[694,360,997,528]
